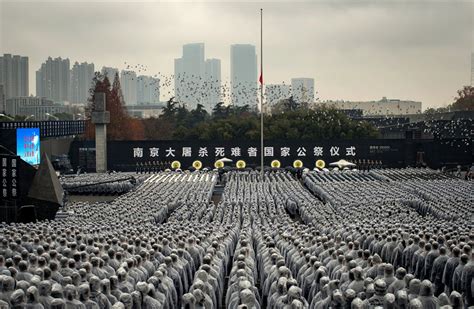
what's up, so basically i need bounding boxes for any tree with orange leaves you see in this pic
[84,72,144,141]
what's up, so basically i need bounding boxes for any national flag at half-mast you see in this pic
[259,72,263,84]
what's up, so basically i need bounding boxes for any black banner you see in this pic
[70,140,392,171]
[69,139,472,172]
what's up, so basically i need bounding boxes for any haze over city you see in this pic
[1,0,473,109]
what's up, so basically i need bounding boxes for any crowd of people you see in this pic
[0,168,472,308]
[303,168,473,224]
[60,173,147,195]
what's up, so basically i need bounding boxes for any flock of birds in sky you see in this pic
[100,61,474,146]
[113,62,312,109]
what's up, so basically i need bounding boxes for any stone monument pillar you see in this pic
[91,93,110,173]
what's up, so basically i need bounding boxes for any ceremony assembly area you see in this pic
[1,0,473,307]
[0,80,473,309]
[0,133,473,308]
[0,96,473,309]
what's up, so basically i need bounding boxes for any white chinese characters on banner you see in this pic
[346,146,356,156]
[133,146,357,159]
[330,146,340,156]
[133,148,143,158]
[314,147,323,156]
[182,147,192,157]
[198,147,208,157]
[149,147,159,158]
[231,147,241,157]
[264,147,274,157]
[297,147,306,157]
[215,147,225,157]
[165,148,175,157]
[280,147,290,157]
[0,156,19,199]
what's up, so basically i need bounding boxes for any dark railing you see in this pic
[0,120,86,137]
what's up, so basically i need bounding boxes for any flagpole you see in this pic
[260,8,264,180]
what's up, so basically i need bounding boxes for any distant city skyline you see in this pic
[36,56,70,102]
[204,58,221,110]
[174,43,207,110]
[231,44,258,106]
[0,54,29,100]
[70,61,94,104]
[471,53,474,87]
[1,1,472,108]
[137,75,160,105]
[121,70,138,105]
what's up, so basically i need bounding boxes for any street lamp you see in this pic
[0,113,14,120]
[74,113,84,120]
[24,114,35,121]
[45,112,59,120]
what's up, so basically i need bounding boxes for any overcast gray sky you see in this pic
[1,0,472,108]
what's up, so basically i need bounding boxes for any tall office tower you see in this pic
[174,43,205,109]
[204,58,221,112]
[120,70,137,105]
[101,66,119,82]
[471,53,474,86]
[265,84,291,105]
[0,54,29,100]
[69,62,95,104]
[137,75,160,104]
[36,57,70,102]
[230,44,257,107]
[291,78,315,103]
[0,84,5,112]
[174,58,184,103]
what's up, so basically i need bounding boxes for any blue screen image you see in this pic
[16,128,40,165]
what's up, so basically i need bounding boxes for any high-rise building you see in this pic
[36,57,70,102]
[0,54,29,100]
[69,62,94,104]
[0,84,5,112]
[120,70,137,105]
[230,44,257,106]
[265,84,291,106]
[101,66,119,82]
[174,43,206,109]
[205,58,221,112]
[471,53,474,86]
[137,75,160,104]
[291,78,314,103]
[174,58,184,103]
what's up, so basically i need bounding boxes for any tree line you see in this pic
[82,73,379,141]
[81,77,471,141]
[424,85,474,114]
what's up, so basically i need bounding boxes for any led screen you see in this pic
[16,128,40,165]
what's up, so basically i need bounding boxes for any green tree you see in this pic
[162,97,178,119]
[212,102,227,118]
[189,103,209,126]
[452,85,473,111]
